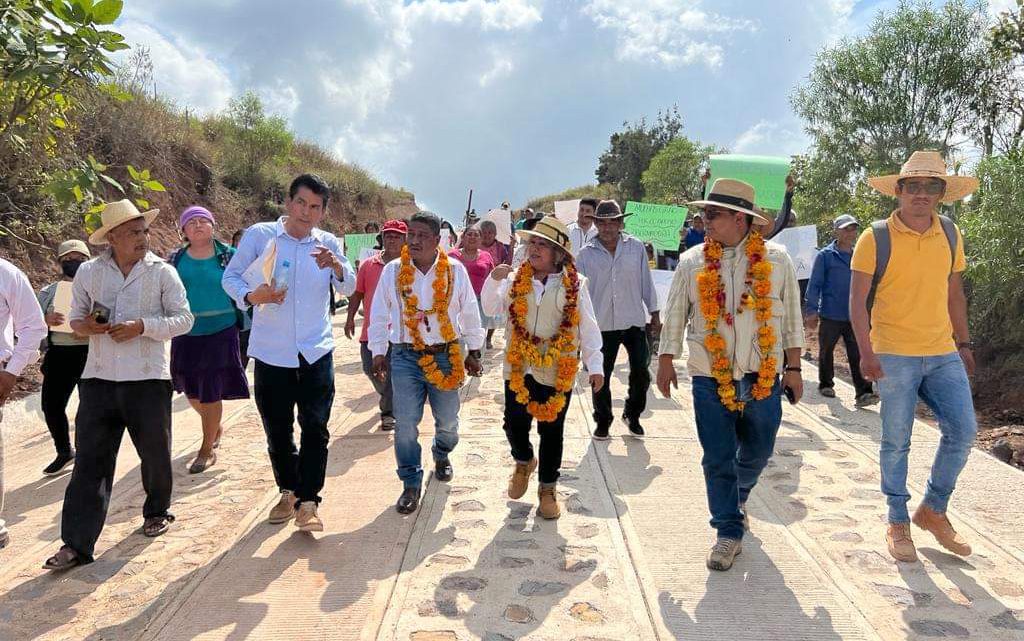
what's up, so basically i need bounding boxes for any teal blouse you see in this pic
[176,251,237,336]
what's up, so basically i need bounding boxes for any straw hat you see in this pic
[687,178,771,226]
[867,151,978,203]
[516,215,572,257]
[89,199,159,245]
[57,239,90,259]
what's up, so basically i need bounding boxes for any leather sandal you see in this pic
[143,514,176,537]
[43,546,81,571]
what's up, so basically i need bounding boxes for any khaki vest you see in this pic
[502,272,580,388]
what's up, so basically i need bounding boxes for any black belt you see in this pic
[395,342,453,355]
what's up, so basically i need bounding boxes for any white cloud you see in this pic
[581,0,756,69]
[732,119,809,157]
[989,0,1016,18]
[402,0,543,31]
[479,56,514,87]
[117,21,233,113]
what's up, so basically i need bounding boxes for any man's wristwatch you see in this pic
[956,341,974,350]
[785,366,802,373]
[468,349,482,360]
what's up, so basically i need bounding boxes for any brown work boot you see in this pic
[507,458,538,499]
[537,485,561,520]
[707,537,742,571]
[268,490,296,524]
[295,501,324,532]
[886,523,918,562]
[912,505,972,556]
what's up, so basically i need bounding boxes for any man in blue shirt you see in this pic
[223,174,356,533]
[683,213,706,250]
[804,214,876,406]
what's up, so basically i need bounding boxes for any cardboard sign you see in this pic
[771,224,819,280]
[553,199,581,225]
[707,154,791,211]
[623,201,687,251]
[51,281,74,333]
[343,233,378,267]
[485,208,513,245]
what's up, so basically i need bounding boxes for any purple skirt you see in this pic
[171,325,250,403]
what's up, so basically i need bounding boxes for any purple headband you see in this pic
[179,206,214,230]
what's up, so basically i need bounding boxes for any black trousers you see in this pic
[254,353,335,504]
[41,344,89,456]
[61,379,173,562]
[818,317,873,395]
[503,376,572,485]
[238,329,250,369]
[593,326,651,424]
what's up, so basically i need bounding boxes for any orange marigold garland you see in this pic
[506,261,581,422]
[398,245,465,391]
[696,230,776,411]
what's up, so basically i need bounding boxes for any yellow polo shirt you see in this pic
[851,211,966,356]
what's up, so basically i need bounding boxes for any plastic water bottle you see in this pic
[273,260,291,295]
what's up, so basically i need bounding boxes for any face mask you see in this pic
[61,259,84,278]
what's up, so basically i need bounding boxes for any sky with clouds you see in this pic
[114,0,1010,219]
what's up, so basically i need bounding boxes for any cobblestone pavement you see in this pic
[1,321,1022,640]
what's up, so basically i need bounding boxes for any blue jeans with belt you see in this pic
[391,344,461,489]
[692,374,783,541]
[877,353,977,523]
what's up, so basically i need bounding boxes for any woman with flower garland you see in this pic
[482,215,604,519]
[367,211,485,515]
[655,179,804,572]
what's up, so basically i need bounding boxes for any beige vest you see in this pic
[502,272,580,388]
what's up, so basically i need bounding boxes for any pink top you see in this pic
[354,253,387,342]
[481,241,511,267]
[449,248,495,296]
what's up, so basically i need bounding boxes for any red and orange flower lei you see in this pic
[398,245,465,391]
[696,230,776,411]
[506,261,581,422]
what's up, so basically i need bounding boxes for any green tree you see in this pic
[224,91,293,184]
[792,0,992,176]
[0,0,129,149]
[596,106,683,202]
[640,137,720,206]
[984,0,1024,155]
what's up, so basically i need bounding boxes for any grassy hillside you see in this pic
[525,183,621,214]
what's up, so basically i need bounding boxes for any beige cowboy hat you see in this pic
[687,178,772,227]
[867,151,979,203]
[88,199,159,245]
[516,214,573,258]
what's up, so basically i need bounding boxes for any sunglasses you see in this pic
[899,180,945,195]
[702,206,736,221]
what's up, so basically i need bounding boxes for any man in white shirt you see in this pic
[566,198,599,256]
[44,201,194,571]
[0,257,48,549]
[368,211,485,515]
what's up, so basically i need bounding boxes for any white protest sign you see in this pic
[771,225,819,280]
[554,200,580,225]
[485,208,513,245]
[651,269,674,314]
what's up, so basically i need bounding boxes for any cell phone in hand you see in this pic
[91,302,111,324]
[784,386,797,405]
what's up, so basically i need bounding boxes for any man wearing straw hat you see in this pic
[483,215,604,519]
[850,151,979,563]
[44,200,194,571]
[657,179,804,571]
[576,200,659,439]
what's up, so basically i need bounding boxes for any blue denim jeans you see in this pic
[391,344,461,489]
[877,353,977,523]
[692,374,783,540]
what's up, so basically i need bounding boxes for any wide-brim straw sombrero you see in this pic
[516,214,573,258]
[687,178,772,227]
[89,199,159,245]
[867,151,978,203]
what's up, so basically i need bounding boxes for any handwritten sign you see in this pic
[707,154,791,211]
[343,233,378,267]
[772,224,819,280]
[623,201,686,251]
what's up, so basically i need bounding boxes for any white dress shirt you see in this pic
[480,269,604,375]
[368,252,485,357]
[70,250,194,381]
[567,221,598,257]
[0,258,47,377]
